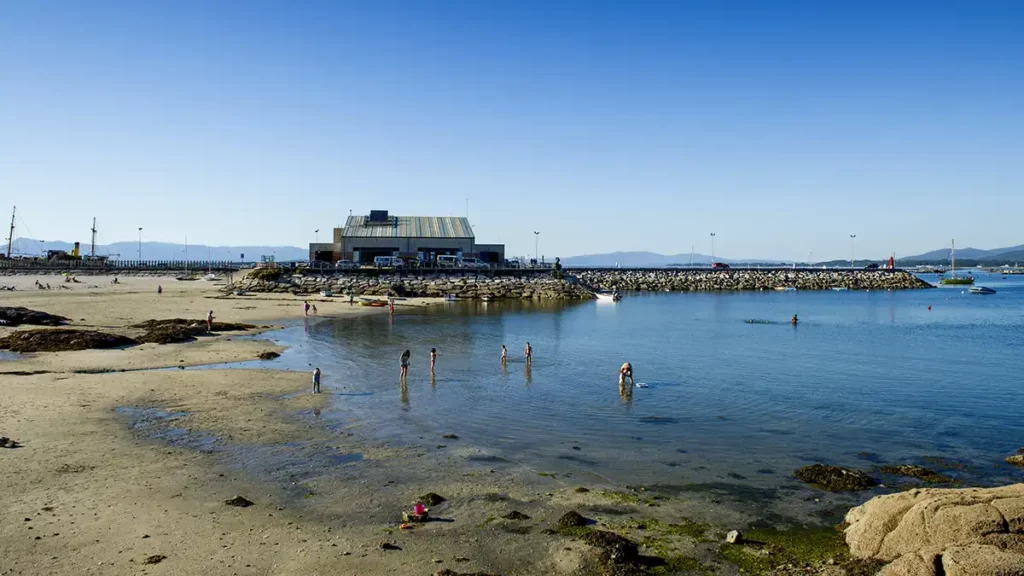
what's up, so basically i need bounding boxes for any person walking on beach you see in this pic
[311,304,318,315]
[303,301,310,316]
[619,362,634,386]
[157,284,162,295]
[312,367,321,394]
[206,310,215,333]
[400,349,411,378]
[524,342,533,364]
[501,344,507,363]
[430,348,437,371]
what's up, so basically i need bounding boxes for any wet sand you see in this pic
[1,275,859,575]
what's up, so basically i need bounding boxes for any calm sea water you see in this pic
[234,272,1024,509]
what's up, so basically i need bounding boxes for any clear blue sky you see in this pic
[2,1,1022,260]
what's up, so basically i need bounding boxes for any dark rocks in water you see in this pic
[1007,454,1024,467]
[0,329,138,353]
[418,492,447,506]
[557,511,590,529]
[132,319,256,332]
[142,555,167,565]
[257,351,280,360]
[378,541,401,551]
[0,307,69,327]
[574,487,591,493]
[0,437,22,449]
[442,434,460,440]
[880,464,954,483]
[794,465,876,492]
[224,495,254,507]
[502,510,531,521]
[581,530,639,563]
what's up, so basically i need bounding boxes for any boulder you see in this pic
[795,464,876,491]
[846,484,1024,575]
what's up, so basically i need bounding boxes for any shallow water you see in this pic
[193,272,1024,514]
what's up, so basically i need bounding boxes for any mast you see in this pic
[6,206,15,257]
[951,239,955,276]
[90,217,97,257]
[185,235,188,275]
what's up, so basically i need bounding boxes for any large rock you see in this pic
[845,484,1024,576]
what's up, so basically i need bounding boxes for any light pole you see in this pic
[138,227,143,260]
[710,232,716,267]
[849,234,856,269]
[315,229,319,243]
[533,231,540,265]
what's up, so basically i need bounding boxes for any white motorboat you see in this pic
[595,291,622,302]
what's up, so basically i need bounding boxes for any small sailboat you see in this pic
[941,240,974,285]
[968,286,996,295]
[595,290,622,302]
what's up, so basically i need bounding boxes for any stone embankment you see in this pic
[223,269,931,299]
[577,269,931,292]
[225,273,595,300]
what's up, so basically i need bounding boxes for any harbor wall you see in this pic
[223,269,931,299]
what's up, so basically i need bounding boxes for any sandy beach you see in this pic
[4,274,1000,576]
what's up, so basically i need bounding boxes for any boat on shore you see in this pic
[359,299,387,307]
[968,286,996,295]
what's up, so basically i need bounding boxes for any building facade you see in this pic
[309,210,504,265]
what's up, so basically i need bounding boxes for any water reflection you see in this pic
[524,363,532,386]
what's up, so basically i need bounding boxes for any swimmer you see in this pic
[400,349,411,378]
[524,342,532,364]
[791,314,798,325]
[619,362,634,386]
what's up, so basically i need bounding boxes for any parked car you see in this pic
[712,262,730,270]
[373,256,405,268]
[335,260,358,270]
[307,261,331,270]
[505,258,521,269]
[437,255,461,268]
[459,257,489,269]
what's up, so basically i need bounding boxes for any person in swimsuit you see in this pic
[501,344,507,363]
[303,301,310,316]
[311,304,317,315]
[524,342,532,364]
[619,362,634,386]
[791,314,798,326]
[206,310,215,333]
[157,285,162,295]
[400,349,411,378]
[430,348,437,371]
[312,367,321,394]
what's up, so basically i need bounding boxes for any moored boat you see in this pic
[595,291,622,302]
[968,286,996,295]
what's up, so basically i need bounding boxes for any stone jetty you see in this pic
[223,269,930,299]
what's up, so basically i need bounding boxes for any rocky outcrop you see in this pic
[845,484,1024,576]
[0,307,69,327]
[0,329,138,352]
[577,269,931,292]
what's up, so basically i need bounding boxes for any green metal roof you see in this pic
[342,216,474,239]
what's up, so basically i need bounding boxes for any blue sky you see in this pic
[2,1,1021,260]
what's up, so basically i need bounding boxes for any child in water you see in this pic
[400,349,411,378]
[312,367,321,394]
[430,348,437,371]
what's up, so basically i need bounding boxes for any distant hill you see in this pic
[9,238,308,262]
[561,251,782,268]
[903,244,1024,262]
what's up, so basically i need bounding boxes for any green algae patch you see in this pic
[650,554,713,575]
[622,518,712,542]
[717,525,849,575]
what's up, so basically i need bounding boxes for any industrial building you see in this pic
[309,210,504,266]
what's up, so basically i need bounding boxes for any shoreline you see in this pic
[0,275,1017,575]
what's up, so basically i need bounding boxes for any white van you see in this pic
[437,255,461,268]
[373,256,404,268]
[459,257,489,270]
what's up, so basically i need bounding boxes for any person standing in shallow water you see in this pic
[312,367,321,394]
[303,301,310,316]
[524,342,532,364]
[619,362,634,387]
[430,348,437,371]
[501,344,507,363]
[400,349,411,378]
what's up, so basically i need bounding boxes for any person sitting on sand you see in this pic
[430,348,437,371]
[501,344,507,363]
[400,349,411,378]
[312,367,321,394]
[207,310,215,333]
[619,362,634,386]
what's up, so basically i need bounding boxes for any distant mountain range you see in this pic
[560,251,782,267]
[9,238,308,262]
[902,244,1024,263]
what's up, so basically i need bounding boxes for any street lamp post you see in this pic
[710,232,716,267]
[850,234,856,269]
[138,227,143,261]
[533,231,540,265]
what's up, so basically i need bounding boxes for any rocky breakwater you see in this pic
[576,269,932,292]
[224,272,595,300]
